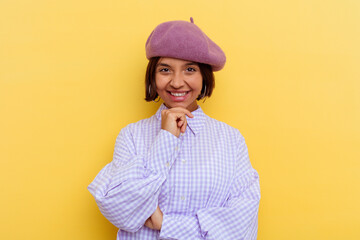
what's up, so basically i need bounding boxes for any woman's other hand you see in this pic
[161,107,194,137]
[144,206,163,230]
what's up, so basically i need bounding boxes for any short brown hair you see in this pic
[145,57,215,101]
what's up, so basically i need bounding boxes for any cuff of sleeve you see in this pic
[146,129,181,177]
[160,214,202,240]
[196,209,212,237]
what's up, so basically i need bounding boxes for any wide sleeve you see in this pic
[87,125,180,233]
[159,133,260,240]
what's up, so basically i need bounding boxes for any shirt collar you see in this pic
[155,103,206,135]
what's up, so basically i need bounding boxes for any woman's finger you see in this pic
[180,116,187,133]
[177,114,186,125]
[168,107,194,118]
[161,108,191,137]
[145,218,153,229]
[150,206,163,230]
[177,120,184,127]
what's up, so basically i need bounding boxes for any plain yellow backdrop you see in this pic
[1,0,359,239]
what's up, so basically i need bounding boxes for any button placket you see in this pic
[179,129,187,165]
[178,130,188,206]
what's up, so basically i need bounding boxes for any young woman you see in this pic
[88,18,260,240]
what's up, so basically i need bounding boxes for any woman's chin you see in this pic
[164,101,198,111]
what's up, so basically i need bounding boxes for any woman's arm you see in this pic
[196,168,260,239]
[88,125,180,233]
[159,134,261,240]
[157,170,260,240]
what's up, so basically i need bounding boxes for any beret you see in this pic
[145,18,226,71]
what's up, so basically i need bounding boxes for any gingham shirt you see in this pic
[88,104,260,240]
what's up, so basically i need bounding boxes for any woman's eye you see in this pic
[186,67,196,72]
[159,68,170,72]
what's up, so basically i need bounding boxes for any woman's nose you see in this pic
[170,72,185,88]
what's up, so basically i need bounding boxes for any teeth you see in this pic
[170,92,187,97]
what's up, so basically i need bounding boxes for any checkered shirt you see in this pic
[88,104,260,239]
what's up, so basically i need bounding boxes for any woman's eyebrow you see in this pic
[157,63,170,67]
[157,62,198,67]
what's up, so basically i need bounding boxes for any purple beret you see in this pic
[145,18,226,71]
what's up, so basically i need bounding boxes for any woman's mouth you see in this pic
[170,92,188,97]
[167,91,190,101]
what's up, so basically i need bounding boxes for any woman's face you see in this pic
[155,57,202,112]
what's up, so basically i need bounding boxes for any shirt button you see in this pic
[175,146,178,151]
[181,196,185,201]
[181,159,186,164]
[165,162,170,167]
[180,133,184,136]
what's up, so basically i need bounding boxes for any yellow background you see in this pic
[1,0,359,239]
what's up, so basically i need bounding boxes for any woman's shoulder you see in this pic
[118,115,158,136]
[204,115,245,140]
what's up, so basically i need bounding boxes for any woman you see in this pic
[88,18,260,240]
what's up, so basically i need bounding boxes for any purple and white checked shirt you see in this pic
[88,104,260,240]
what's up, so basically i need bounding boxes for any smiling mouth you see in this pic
[169,91,188,97]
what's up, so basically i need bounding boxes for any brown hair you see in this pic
[145,57,215,101]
